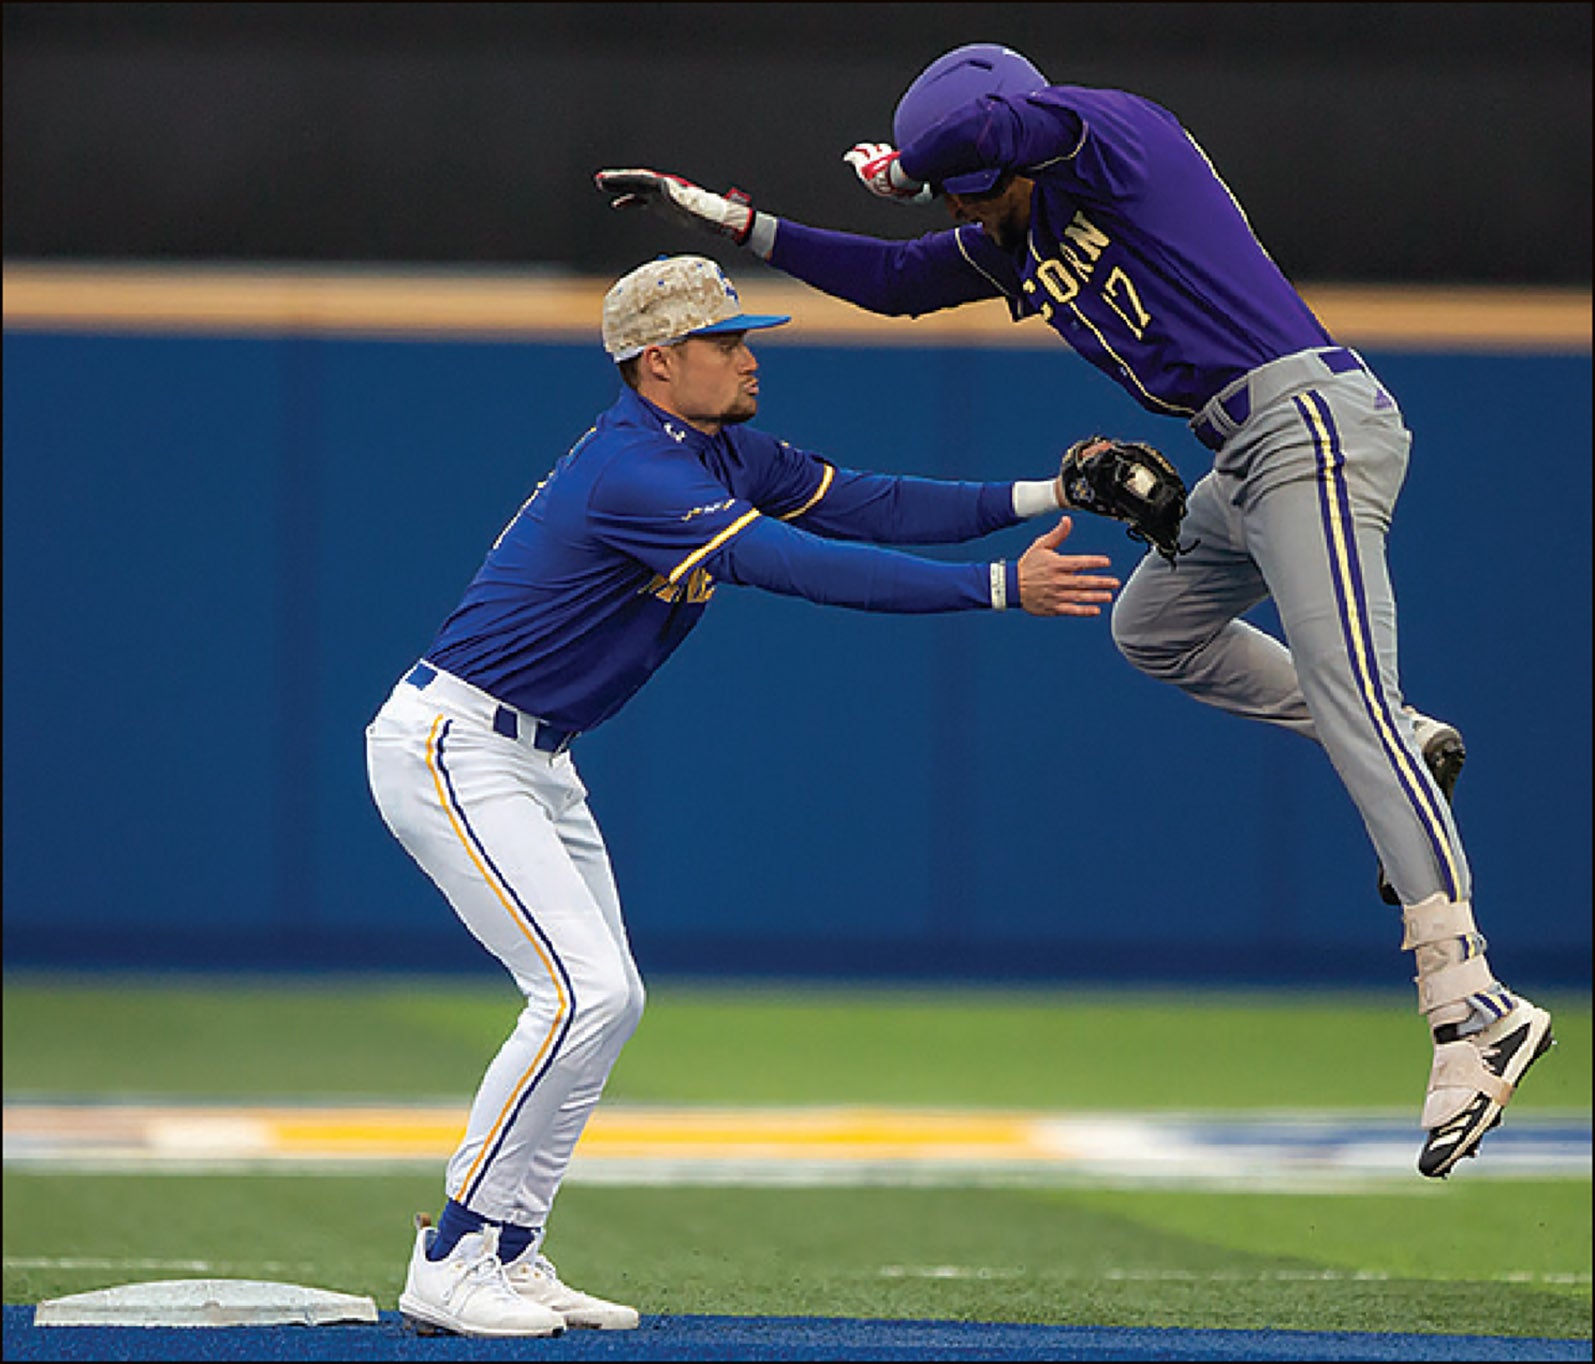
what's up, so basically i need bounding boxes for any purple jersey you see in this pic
[425,387,1025,733]
[771,85,1333,416]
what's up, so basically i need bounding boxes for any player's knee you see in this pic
[614,973,646,1043]
[574,969,645,1047]
[1110,592,1177,677]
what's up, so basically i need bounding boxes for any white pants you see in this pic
[365,667,645,1237]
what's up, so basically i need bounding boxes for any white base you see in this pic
[35,1278,379,1328]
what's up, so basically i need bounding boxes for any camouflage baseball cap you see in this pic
[601,255,790,361]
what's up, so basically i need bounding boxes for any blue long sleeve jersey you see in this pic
[425,387,1028,733]
[769,85,1333,418]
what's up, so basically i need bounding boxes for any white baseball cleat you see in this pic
[1417,995,1555,1178]
[503,1251,640,1330]
[398,1215,566,1338]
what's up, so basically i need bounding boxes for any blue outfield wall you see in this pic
[2,329,1590,987]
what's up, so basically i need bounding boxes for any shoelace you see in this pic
[444,1251,509,1308]
[518,1254,560,1286]
[514,1253,588,1302]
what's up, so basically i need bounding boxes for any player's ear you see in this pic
[639,344,674,383]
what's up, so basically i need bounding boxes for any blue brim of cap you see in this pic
[688,312,791,338]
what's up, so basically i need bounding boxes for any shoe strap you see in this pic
[1401,894,1476,949]
[1428,1038,1513,1105]
[1415,955,1495,1014]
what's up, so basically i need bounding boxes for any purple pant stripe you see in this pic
[1295,390,1462,902]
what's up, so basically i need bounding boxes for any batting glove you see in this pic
[594,169,756,246]
[842,142,932,204]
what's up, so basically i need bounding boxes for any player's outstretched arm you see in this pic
[596,165,1003,317]
[1017,516,1120,617]
[706,510,1116,618]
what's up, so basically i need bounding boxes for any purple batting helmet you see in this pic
[892,43,1049,195]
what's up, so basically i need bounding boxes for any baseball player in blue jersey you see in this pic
[597,42,1555,1181]
[365,253,1121,1337]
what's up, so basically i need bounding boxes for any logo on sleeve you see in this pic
[682,498,736,523]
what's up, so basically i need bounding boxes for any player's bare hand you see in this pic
[1017,516,1119,617]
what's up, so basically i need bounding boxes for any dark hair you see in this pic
[616,356,642,390]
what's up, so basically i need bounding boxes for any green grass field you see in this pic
[3,974,1590,1340]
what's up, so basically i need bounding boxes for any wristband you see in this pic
[990,561,1008,611]
[888,158,923,194]
[1011,479,1064,518]
[745,213,778,260]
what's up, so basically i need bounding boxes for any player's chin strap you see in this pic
[1401,894,1513,1124]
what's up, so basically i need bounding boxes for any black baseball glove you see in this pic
[1059,436,1192,563]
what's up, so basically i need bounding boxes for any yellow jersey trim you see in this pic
[779,463,834,521]
[668,508,761,585]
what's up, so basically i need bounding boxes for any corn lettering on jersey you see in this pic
[771,85,1333,416]
[425,387,1024,733]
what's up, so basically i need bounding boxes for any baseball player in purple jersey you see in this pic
[596,42,1555,1180]
[365,253,1120,1337]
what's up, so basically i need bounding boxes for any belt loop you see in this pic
[534,723,576,756]
[1220,387,1251,428]
[402,660,576,755]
